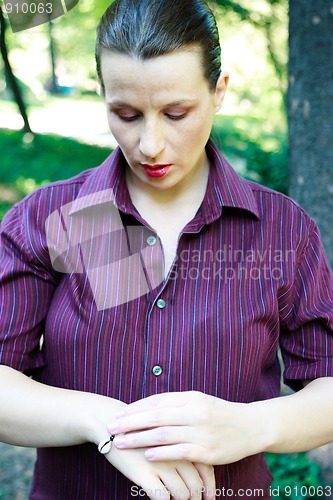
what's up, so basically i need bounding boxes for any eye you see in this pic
[165,113,187,121]
[109,106,141,122]
[117,113,140,122]
[164,107,188,121]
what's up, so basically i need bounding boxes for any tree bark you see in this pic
[288,0,333,266]
[0,6,32,134]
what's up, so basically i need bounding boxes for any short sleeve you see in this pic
[0,197,58,374]
[279,220,333,391]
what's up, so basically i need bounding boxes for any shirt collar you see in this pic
[200,140,260,223]
[69,148,133,216]
[69,140,260,223]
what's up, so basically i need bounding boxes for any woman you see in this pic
[1,1,333,499]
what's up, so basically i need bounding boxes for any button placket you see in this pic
[149,299,166,379]
[145,271,170,386]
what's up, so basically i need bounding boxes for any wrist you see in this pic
[68,392,127,446]
[247,399,279,454]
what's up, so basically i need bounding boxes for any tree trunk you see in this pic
[48,20,59,94]
[288,0,333,266]
[0,6,32,134]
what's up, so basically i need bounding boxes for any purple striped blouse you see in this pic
[1,140,333,499]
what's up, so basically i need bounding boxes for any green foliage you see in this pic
[0,129,109,184]
[212,114,288,194]
[213,0,288,109]
[0,129,111,219]
[266,452,324,499]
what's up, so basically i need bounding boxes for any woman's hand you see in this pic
[107,391,272,465]
[105,445,216,500]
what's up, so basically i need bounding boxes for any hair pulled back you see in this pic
[96,0,221,93]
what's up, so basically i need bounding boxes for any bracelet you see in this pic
[98,435,115,455]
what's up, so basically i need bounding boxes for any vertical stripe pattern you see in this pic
[0,141,333,499]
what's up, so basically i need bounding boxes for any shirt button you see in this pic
[156,299,166,309]
[152,365,163,376]
[147,235,157,246]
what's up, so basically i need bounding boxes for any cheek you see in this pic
[107,119,135,151]
[180,119,212,151]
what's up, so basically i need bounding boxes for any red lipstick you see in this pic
[141,164,172,178]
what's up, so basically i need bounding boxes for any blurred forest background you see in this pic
[0,0,333,498]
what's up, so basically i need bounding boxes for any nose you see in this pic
[139,119,165,159]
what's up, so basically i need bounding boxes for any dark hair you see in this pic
[96,0,221,94]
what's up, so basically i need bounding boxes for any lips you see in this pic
[141,164,172,178]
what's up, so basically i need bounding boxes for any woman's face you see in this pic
[101,47,228,192]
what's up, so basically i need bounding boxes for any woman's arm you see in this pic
[107,378,333,464]
[0,365,215,500]
[0,364,125,447]
[260,377,333,453]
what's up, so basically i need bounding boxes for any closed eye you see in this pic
[117,114,140,122]
[117,113,186,122]
[165,113,187,121]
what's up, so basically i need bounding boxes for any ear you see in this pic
[214,71,229,112]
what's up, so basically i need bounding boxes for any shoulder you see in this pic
[2,146,116,226]
[6,147,124,222]
[246,178,315,228]
[0,161,108,256]
[244,179,322,265]
[208,141,313,230]
[13,168,93,215]
[0,169,93,265]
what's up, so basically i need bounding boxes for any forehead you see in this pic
[100,48,208,102]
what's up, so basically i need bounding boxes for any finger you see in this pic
[139,479,171,500]
[158,465,190,500]
[108,407,193,435]
[144,443,206,463]
[107,447,171,500]
[116,392,198,416]
[113,426,194,450]
[175,462,205,500]
[193,464,216,500]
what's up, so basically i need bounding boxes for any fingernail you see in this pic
[107,423,120,433]
[145,450,154,460]
[114,437,126,448]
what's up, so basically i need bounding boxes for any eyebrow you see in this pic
[107,99,196,108]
